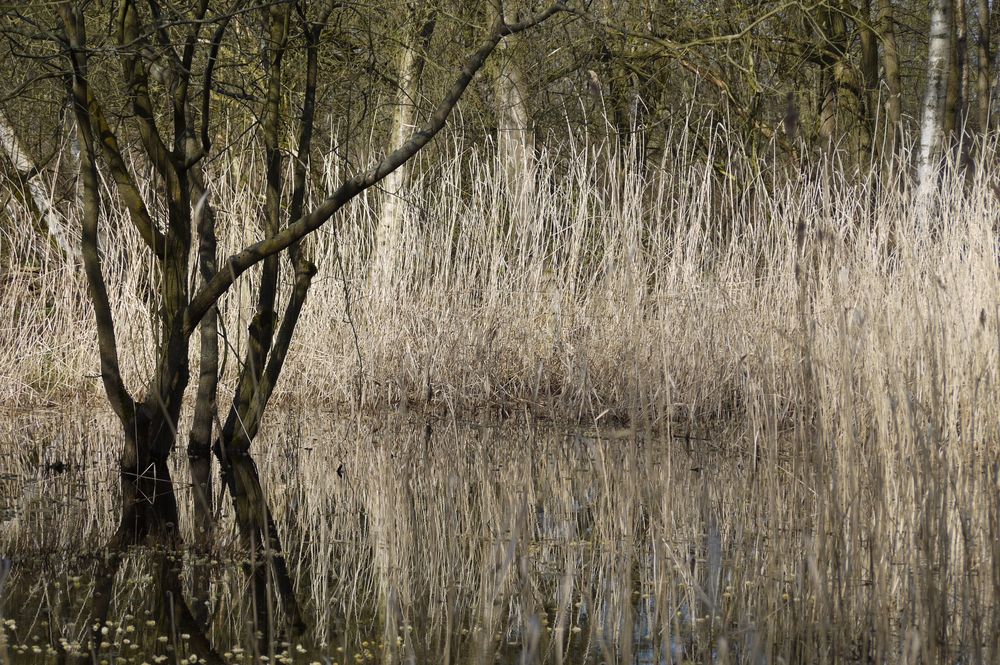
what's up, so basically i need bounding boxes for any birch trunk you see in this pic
[0,111,78,260]
[918,0,953,193]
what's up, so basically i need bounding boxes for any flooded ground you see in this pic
[0,410,997,664]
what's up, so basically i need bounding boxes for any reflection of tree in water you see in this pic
[59,443,301,664]
[218,447,306,651]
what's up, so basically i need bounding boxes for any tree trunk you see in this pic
[48,2,567,659]
[816,6,848,156]
[958,0,971,123]
[187,146,219,625]
[0,111,78,261]
[945,0,969,143]
[918,0,953,192]
[859,0,880,163]
[878,0,903,157]
[375,4,436,277]
[495,38,535,181]
[978,0,992,133]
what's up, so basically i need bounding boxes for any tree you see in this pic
[878,0,904,158]
[0,110,77,260]
[374,1,436,278]
[494,37,535,181]
[944,0,969,147]
[39,0,569,655]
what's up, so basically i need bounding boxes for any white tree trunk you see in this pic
[917,0,953,194]
[0,111,78,260]
[374,7,434,279]
[495,39,535,182]
[376,46,419,265]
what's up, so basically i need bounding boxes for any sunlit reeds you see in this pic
[3,130,998,433]
[2,127,1000,662]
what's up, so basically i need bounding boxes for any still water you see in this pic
[0,410,992,663]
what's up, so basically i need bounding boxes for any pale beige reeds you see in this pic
[2,127,1000,661]
[3,128,997,434]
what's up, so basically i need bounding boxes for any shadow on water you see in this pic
[1,411,998,663]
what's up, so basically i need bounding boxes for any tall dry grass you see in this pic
[4,128,998,434]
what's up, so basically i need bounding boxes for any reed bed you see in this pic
[2,129,1000,661]
[5,129,996,431]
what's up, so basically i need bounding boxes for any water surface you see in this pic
[0,411,991,663]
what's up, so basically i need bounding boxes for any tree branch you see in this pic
[222,1,289,447]
[58,2,136,423]
[86,92,168,259]
[184,1,567,336]
[117,0,179,186]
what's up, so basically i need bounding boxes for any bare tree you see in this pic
[945,0,969,145]
[878,0,904,158]
[374,1,437,278]
[495,37,535,180]
[42,0,569,655]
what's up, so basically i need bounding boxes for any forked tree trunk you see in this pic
[51,1,566,660]
[918,0,953,193]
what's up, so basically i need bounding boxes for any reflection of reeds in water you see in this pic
[1,408,998,662]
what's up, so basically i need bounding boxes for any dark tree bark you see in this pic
[859,0,880,162]
[878,0,903,157]
[816,6,846,153]
[945,0,969,144]
[183,5,568,332]
[49,0,567,656]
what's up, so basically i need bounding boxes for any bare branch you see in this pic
[87,92,168,258]
[183,1,568,336]
[58,1,136,423]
